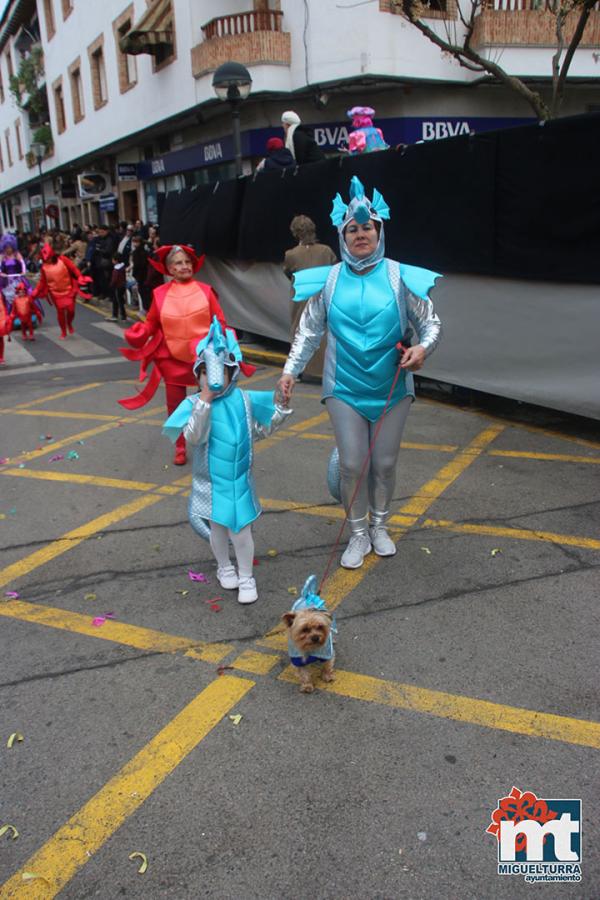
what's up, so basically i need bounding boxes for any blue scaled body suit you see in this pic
[164,386,289,534]
[283,258,442,422]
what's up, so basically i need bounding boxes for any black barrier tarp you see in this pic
[160,112,600,285]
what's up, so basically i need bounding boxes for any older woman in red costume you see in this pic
[119,244,227,465]
[31,243,90,338]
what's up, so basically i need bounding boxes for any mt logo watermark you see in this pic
[487,787,581,884]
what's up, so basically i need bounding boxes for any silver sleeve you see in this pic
[283,293,327,377]
[406,290,442,357]
[254,404,293,441]
[183,397,212,446]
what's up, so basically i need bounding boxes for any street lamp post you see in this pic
[212,62,252,178]
[30,140,47,232]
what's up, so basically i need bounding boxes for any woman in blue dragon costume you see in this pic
[164,318,292,604]
[277,176,442,569]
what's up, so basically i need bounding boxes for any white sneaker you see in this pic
[237,576,258,604]
[216,564,238,590]
[340,533,372,569]
[369,525,397,557]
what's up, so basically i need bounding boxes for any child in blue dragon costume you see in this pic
[163,318,292,604]
[278,176,442,570]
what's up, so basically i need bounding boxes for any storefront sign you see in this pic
[117,163,138,181]
[30,194,42,209]
[99,194,118,212]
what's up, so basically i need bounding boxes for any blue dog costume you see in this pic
[287,575,337,668]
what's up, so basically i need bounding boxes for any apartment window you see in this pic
[69,58,84,123]
[5,129,13,166]
[152,2,176,73]
[88,35,108,109]
[43,0,56,40]
[113,5,137,94]
[5,50,14,80]
[15,119,23,158]
[61,0,73,19]
[53,77,66,133]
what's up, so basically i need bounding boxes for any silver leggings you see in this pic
[209,522,255,578]
[325,396,412,533]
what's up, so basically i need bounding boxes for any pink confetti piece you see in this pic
[210,604,222,612]
[0,458,9,465]
[103,611,116,619]
[188,570,209,583]
[205,596,223,605]
[4,591,19,599]
[253,558,260,566]
[92,616,106,627]
[48,454,64,462]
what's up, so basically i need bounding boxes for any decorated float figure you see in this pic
[347,106,388,155]
[278,176,442,569]
[163,318,292,604]
[32,243,91,339]
[119,244,226,466]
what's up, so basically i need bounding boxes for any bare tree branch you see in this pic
[400,0,551,118]
[553,0,597,115]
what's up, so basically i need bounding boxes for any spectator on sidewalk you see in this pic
[256,137,295,172]
[283,215,337,381]
[130,236,151,311]
[109,252,127,322]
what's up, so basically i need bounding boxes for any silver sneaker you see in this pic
[369,525,396,557]
[217,564,238,590]
[237,576,258,604]
[340,533,372,569]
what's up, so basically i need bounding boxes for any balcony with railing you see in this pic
[191,9,291,78]
[472,0,600,48]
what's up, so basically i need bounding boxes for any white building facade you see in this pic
[0,0,598,232]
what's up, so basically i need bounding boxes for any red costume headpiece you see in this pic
[15,280,30,294]
[149,244,205,275]
[41,243,56,263]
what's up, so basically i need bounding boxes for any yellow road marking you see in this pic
[14,383,103,409]
[0,676,254,899]
[279,667,600,750]
[231,649,281,674]
[0,599,232,660]
[0,494,163,590]
[423,518,600,552]
[1,468,160,493]
[489,449,600,465]
[0,408,120,421]
[398,425,504,518]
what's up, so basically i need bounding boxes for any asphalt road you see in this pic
[1,301,599,899]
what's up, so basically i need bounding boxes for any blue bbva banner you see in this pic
[138,116,533,180]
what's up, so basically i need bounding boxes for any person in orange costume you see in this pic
[32,243,91,339]
[0,290,11,364]
[118,244,228,466]
[11,280,39,341]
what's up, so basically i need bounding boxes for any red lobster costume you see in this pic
[11,281,42,341]
[32,243,92,338]
[0,291,10,364]
[118,245,254,465]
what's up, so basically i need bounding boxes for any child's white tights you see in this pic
[209,522,254,578]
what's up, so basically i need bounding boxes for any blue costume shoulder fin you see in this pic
[162,394,197,443]
[246,389,276,427]
[291,265,333,302]
[399,263,442,300]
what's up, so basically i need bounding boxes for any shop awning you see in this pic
[119,0,173,57]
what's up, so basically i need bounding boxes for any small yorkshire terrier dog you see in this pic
[282,576,336,693]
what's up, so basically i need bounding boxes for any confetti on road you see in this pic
[287,587,298,595]
[84,593,97,601]
[39,435,53,441]
[229,714,243,726]
[128,852,148,874]
[188,570,209,583]
[491,548,503,557]
[6,733,24,749]
[267,549,278,557]
[217,665,234,676]
[420,547,432,555]
[0,825,19,840]
[176,589,189,596]
[417,832,427,842]
[92,617,106,627]
[0,458,9,465]
[253,557,260,566]
[4,591,19,599]
[48,454,64,462]
[66,451,79,460]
